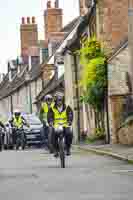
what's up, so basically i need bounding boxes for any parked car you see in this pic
[23,113,43,148]
[4,123,14,150]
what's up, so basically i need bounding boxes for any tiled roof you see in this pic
[0,64,42,100]
[61,17,80,33]
[0,17,79,100]
[35,75,64,102]
[108,37,128,61]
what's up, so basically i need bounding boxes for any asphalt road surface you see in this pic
[0,148,133,200]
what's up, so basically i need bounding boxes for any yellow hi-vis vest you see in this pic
[42,102,54,120]
[52,107,68,128]
[13,116,23,128]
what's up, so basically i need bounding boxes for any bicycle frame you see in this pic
[55,125,66,168]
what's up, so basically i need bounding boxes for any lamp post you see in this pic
[25,72,32,114]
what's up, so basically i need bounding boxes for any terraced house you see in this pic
[0,0,71,120]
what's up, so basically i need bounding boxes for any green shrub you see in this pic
[85,128,105,144]
[94,128,105,139]
[119,115,133,130]
[77,37,107,112]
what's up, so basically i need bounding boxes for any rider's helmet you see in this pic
[14,109,21,117]
[54,92,65,106]
[45,94,53,101]
[44,94,53,105]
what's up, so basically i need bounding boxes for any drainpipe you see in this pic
[73,53,81,142]
[10,95,13,114]
[29,82,32,114]
[105,61,110,144]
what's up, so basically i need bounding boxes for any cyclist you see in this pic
[47,93,73,157]
[0,120,5,129]
[9,109,29,146]
[39,94,54,149]
[0,117,6,148]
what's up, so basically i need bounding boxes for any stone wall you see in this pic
[0,97,11,121]
[108,46,129,96]
[108,45,130,144]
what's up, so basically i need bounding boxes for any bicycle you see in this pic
[55,125,66,168]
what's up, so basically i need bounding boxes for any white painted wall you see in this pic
[64,53,79,143]
[0,76,43,118]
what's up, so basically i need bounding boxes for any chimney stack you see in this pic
[22,17,25,24]
[44,0,62,40]
[47,0,51,8]
[27,17,30,24]
[32,16,35,24]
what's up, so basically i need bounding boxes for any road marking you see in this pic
[112,170,133,173]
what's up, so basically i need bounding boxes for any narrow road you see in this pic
[0,148,133,200]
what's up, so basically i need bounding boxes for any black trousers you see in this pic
[42,122,49,147]
[52,127,73,151]
[12,128,17,145]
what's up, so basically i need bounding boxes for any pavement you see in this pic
[0,148,133,199]
[77,143,133,163]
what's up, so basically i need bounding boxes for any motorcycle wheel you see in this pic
[0,145,2,152]
[16,140,20,150]
[22,143,25,150]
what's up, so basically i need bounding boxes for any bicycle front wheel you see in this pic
[59,138,65,168]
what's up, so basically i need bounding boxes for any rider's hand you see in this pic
[68,121,72,126]
[49,121,53,127]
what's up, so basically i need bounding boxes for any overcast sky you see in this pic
[0,0,79,73]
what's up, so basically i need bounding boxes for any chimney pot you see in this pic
[27,17,30,24]
[32,16,35,24]
[47,0,51,8]
[55,0,59,8]
[22,17,25,24]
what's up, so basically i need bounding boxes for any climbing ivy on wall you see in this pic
[78,36,108,131]
[78,37,107,110]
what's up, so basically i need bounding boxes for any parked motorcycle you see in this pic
[4,123,14,150]
[0,127,5,151]
[15,127,26,150]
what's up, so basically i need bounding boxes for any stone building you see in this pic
[108,39,129,144]
[60,0,129,144]
[0,0,65,120]
[0,0,79,124]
